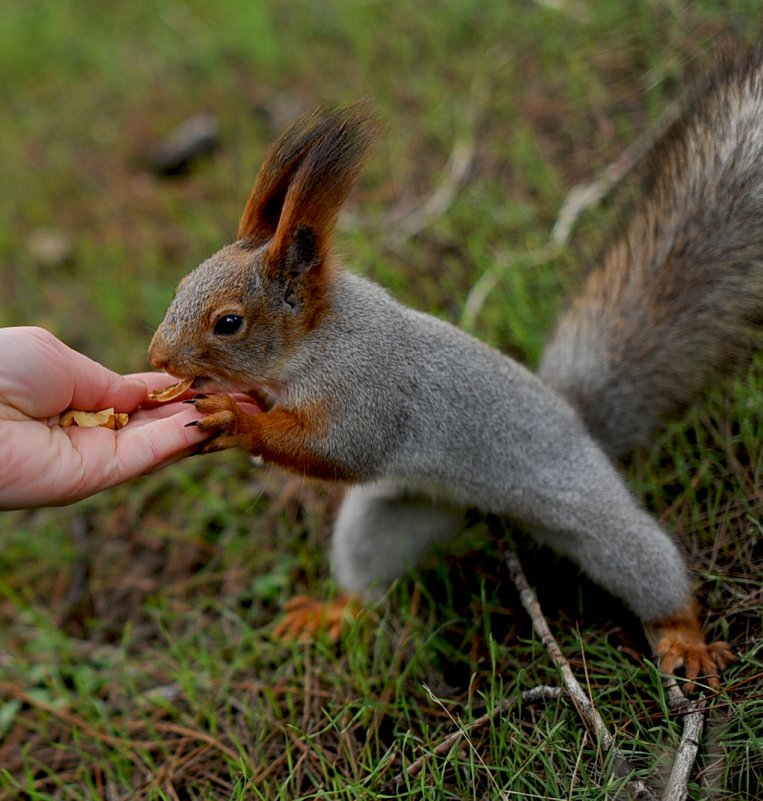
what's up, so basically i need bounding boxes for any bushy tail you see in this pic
[539,50,763,459]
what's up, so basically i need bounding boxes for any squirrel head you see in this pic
[148,103,378,392]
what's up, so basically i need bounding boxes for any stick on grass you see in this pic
[493,519,657,801]
[398,684,563,784]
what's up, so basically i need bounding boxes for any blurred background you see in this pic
[4,0,743,367]
[1,2,761,799]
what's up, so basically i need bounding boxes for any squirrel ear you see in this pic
[261,103,378,279]
[238,110,327,243]
[284,225,321,276]
[279,225,322,312]
[238,103,377,246]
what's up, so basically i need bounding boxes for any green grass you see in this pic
[1,1,762,798]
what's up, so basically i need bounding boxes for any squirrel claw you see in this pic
[192,395,238,430]
[649,605,736,691]
[188,394,258,453]
[194,408,237,432]
[657,640,734,690]
[200,434,243,453]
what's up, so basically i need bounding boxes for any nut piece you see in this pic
[60,408,129,430]
[147,378,194,402]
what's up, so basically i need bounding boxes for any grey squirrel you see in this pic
[146,52,763,685]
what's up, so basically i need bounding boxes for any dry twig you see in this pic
[377,76,485,248]
[461,99,682,331]
[661,680,706,801]
[495,528,657,801]
[343,59,500,245]
[396,684,563,785]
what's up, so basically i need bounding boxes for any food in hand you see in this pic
[60,408,129,430]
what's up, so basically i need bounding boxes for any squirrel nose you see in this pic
[147,335,170,370]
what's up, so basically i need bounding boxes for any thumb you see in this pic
[66,355,149,414]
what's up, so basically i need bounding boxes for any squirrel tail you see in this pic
[539,51,763,459]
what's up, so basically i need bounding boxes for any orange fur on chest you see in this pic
[199,394,358,482]
[255,404,353,481]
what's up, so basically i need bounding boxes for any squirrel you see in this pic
[146,52,763,686]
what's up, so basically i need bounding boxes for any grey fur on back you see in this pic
[328,55,763,625]
[317,272,691,622]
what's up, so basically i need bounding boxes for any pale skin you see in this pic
[0,326,210,510]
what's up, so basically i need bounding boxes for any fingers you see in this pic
[68,367,148,416]
[52,407,211,502]
[0,329,202,422]
[109,406,211,482]
[2,404,212,509]
[125,371,181,386]
[128,400,203,424]
[0,327,148,417]
[53,342,148,415]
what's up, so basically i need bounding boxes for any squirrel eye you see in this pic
[213,314,244,335]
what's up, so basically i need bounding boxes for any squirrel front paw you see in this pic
[648,605,735,690]
[187,394,262,454]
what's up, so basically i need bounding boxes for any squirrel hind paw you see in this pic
[271,594,361,643]
[653,619,735,690]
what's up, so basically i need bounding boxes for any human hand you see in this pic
[0,326,210,509]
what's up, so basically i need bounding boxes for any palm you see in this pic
[0,327,209,509]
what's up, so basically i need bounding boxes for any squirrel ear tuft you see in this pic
[238,108,332,243]
[240,102,379,258]
[266,103,378,277]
